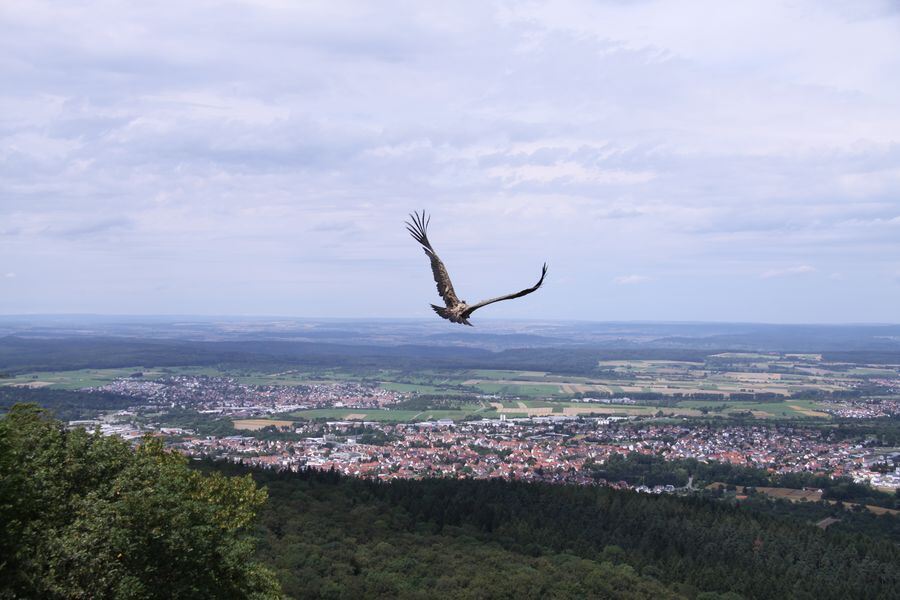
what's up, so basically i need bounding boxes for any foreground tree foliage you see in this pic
[0,404,281,599]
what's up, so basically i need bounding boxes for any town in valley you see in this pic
[6,348,897,499]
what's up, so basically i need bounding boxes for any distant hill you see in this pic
[2,316,899,353]
[3,331,900,378]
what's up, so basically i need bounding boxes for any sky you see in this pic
[1,0,900,323]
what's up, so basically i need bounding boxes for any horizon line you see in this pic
[0,313,898,328]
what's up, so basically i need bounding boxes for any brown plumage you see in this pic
[405,211,548,326]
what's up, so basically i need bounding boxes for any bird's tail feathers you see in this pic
[431,304,450,319]
[431,304,473,326]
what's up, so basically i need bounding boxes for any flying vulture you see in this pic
[405,211,548,326]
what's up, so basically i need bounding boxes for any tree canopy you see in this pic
[0,404,281,599]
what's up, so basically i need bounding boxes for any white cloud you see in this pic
[4,273,15,278]
[0,1,899,320]
[488,163,656,186]
[838,167,900,198]
[614,274,651,285]
[760,265,816,279]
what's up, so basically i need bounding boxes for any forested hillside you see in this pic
[242,466,900,600]
[4,405,899,599]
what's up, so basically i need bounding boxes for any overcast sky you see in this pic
[2,1,899,323]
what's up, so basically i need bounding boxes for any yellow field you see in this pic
[485,402,704,418]
[464,379,561,387]
[707,484,899,515]
[561,406,684,416]
[232,419,295,431]
[489,402,553,416]
[598,360,704,367]
[463,355,872,399]
[723,372,782,382]
[755,486,823,502]
[708,483,822,502]
[866,504,900,516]
[788,404,830,418]
[588,355,871,398]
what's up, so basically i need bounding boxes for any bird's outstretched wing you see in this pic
[462,263,548,318]
[406,211,460,307]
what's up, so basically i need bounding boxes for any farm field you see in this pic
[470,382,565,396]
[283,399,706,423]
[5,351,893,401]
[485,400,666,417]
[4,353,895,425]
[233,419,295,430]
[457,354,884,399]
[0,367,163,390]
[593,359,852,396]
[279,401,664,423]
[675,399,828,419]
[709,483,900,516]
[286,405,496,422]
[379,382,467,395]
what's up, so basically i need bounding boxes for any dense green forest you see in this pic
[228,465,900,599]
[0,336,705,376]
[3,405,900,599]
[0,386,136,421]
[823,419,900,446]
[730,494,900,545]
[588,452,900,510]
[8,335,899,378]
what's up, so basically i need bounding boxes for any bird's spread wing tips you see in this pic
[462,262,548,317]
[406,210,461,307]
[405,210,432,249]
